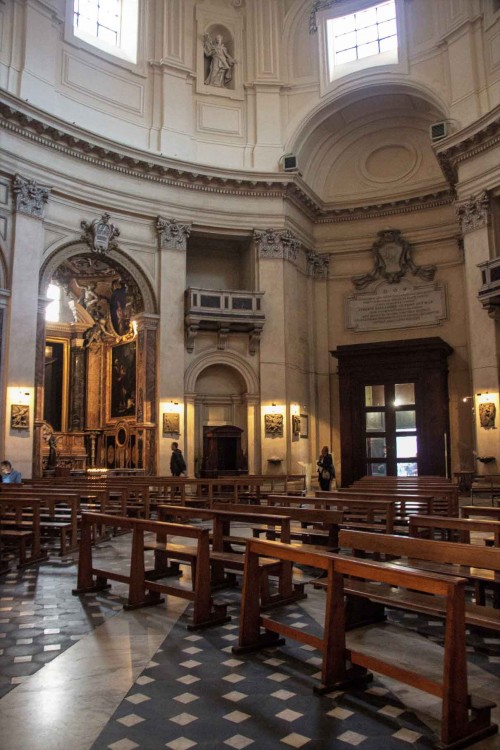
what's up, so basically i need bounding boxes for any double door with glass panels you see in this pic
[365,382,417,477]
[333,338,453,486]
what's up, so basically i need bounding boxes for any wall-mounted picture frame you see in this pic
[300,414,308,438]
[11,404,29,429]
[110,341,136,419]
[292,414,301,436]
[163,413,180,435]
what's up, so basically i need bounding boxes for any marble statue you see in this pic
[203,33,235,87]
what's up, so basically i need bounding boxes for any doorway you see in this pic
[364,382,417,477]
[332,338,453,486]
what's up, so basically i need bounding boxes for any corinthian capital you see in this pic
[456,192,490,235]
[254,228,300,262]
[307,251,329,278]
[13,175,50,218]
[157,217,192,250]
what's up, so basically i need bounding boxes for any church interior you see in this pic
[1,0,500,747]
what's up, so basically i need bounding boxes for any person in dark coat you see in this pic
[170,442,187,476]
[317,446,334,491]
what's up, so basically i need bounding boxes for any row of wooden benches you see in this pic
[71,502,500,749]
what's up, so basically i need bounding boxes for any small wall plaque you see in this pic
[163,413,180,435]
[11,404,29,429]
[292,414,301,436]
[265,413,283,437]
[300,414,309,439]
[479,402,496,429]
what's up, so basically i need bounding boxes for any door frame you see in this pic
[332,337,453,486]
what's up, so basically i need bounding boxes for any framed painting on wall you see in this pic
[110,341,136,419]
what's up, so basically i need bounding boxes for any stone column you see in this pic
[135,312,160,473]
[245,395,260,474]
[185,393,196,477]
[156,217,191,475]
[0,289,11,460]
[33,297,49,478]
[68,325,88,431]
[4,175,49,479]
[255,228,300,472]
[456,192,500,470]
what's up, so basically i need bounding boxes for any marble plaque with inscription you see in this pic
[346,281,447,332]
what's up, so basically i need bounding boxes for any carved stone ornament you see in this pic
[13,174,49,218]
[163,413,180,435]
[265,413,284,437]
[455,192,490,235]
[479,402,496,430]
[351,230,436,291]
[292,414,301,435]
[309,0,350,33]
[157,217,192,250]
[307,251,329,278]
[81,213,120,254]
[254,229,300,262]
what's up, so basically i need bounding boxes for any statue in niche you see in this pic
[79,282,101,319]
[479,402,496,429]
[203,33,236,87]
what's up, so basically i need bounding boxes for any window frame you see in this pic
[65,0,140,68]
[317,0,408,97]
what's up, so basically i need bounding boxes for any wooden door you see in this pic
[332,337,453,486]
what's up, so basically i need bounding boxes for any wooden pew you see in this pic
[154,505,305,608]
[337,529,500,618]
[0,497,48,567]
[73,511,230,630]
[213,502,343,548]
[233,538,498,749]
[409,514,500,546]
[462,505,500,521]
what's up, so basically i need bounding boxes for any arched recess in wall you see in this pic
[185,351,259,476]
[283,81,451,203]
[34,240,158,476]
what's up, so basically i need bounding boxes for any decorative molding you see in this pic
[13,174,50,218]
[352,230,436,290]
[436,113,500,190]
[309,0,350,33]
[81,212,120,254]
[455,192,490,235]
[307,251,329,278]
[1,98,456,224]
[254,228,300,262]
[156,217,192,250]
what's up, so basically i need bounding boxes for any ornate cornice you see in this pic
[13,174,50,218]
[436,110,500,190]
[315,190,454,223]
[254,229,301,262]
[1,96,456,224]
[455,192,490,235]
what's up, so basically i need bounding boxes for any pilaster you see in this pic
[157,217,191,475]
[456,192,499,471]
[4,175,50,479]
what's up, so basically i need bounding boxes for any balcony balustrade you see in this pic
[185,288,265,354]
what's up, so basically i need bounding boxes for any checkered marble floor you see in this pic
[90,592,441,750]
[0,539,131,698]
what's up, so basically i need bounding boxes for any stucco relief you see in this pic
[352,230,436,290]
[81,213,120,254]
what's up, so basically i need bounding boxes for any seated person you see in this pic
[1,460,22,483]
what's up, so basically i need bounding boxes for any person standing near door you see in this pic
[317,446,334,491]
[170,442,187,477]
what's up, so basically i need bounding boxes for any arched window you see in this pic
[71,0,138,63]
